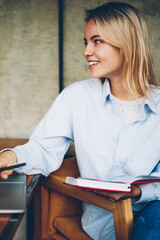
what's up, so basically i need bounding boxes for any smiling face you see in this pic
[83,19,124,82]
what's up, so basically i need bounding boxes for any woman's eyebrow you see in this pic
[83,35,101,42]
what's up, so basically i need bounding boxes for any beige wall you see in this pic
[0,0,160,139]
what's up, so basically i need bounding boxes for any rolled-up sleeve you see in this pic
[134,162,160,204]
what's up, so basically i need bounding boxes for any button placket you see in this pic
[111,126,131,177]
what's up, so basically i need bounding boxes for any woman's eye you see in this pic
[84,41,87,47]
[94,39,101,44]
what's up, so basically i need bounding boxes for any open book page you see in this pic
[112,174,160,184]
[65,174,160,193]
[65,177,132,192]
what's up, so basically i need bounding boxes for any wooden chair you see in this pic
[34,157,134,240]
[0,138,28,150]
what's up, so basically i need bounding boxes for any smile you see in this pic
[88,61,100,66]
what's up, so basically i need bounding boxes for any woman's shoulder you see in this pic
[150,86,160,108]
[62,78,101,95]
[66,78,100,89]
[150,86,160,97]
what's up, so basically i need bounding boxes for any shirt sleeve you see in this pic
[134,162,160,203]
[13,86,74,176]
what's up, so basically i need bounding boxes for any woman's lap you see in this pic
[132,200,160,240]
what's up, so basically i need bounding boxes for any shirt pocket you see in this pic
[124,144,160,176]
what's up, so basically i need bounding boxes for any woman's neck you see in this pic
[109,78,137,101]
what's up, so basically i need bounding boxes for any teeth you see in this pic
[89,61,100,66]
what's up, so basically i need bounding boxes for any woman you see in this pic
[0,2,160,239]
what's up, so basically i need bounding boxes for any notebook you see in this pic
[0,174,26,213]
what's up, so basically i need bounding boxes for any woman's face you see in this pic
[83,19,124,80]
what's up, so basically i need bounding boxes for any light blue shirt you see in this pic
[14,78,160,240]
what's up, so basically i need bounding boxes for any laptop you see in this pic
[0,174,26,213]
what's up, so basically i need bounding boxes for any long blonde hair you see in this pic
[85,2,159,98]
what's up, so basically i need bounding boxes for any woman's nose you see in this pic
[83,44,93,57]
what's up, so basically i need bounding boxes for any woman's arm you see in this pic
[0,86,74,179]
[86,185,141,201]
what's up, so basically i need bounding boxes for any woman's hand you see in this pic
[0,151,17,179]
[87,185,141,202]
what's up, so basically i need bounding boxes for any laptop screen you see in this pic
[0,174,26,213]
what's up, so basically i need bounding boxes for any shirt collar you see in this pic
[102,79,111,105]
[144,97,160,116]
[102,79,160,116]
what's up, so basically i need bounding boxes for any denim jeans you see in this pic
[132,200,160,240]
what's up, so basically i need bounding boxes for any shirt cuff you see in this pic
[0,148,14,154]
[134,183,159,203]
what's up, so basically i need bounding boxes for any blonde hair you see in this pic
[85,2,159,98]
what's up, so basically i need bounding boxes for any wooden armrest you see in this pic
[43,174,113,211]
[43,174,134,240]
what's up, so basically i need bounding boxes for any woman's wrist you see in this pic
[1,150,18,164]
[131,185,142,201]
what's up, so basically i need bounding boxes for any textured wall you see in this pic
[0,0,159,139]
[0,0,58,138]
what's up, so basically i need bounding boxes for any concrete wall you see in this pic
[0,0,159,139]
[0,0,58,138]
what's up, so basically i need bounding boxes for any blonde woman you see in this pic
[0,2,160,239]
